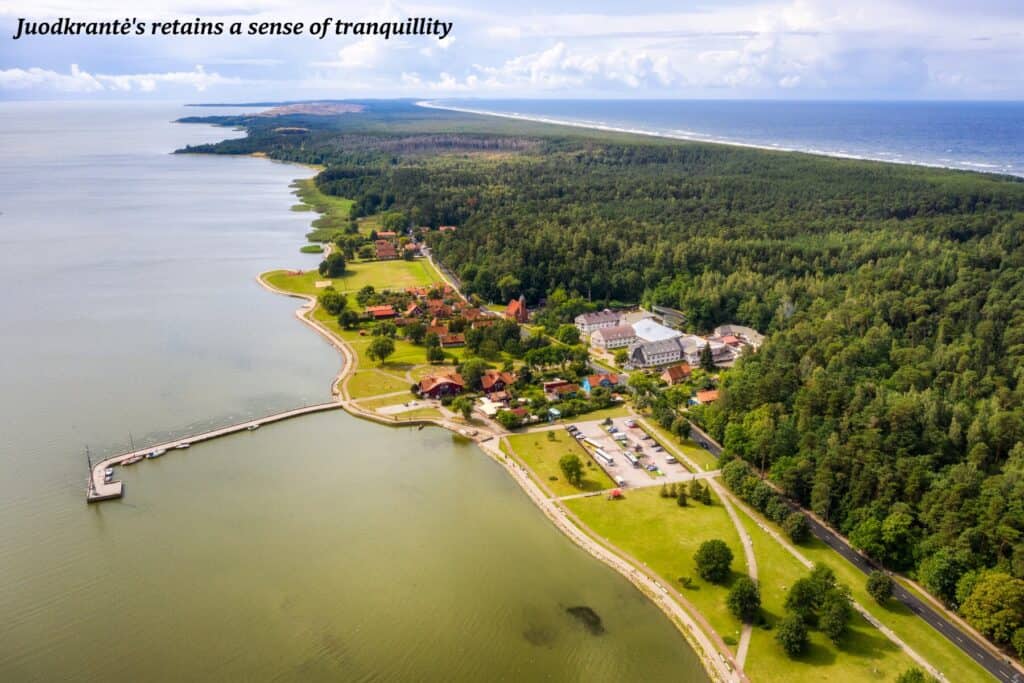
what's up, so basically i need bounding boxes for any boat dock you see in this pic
[87,401,345,502]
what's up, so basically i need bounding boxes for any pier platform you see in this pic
[87,401,344,502]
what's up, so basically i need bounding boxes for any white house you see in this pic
[591,324,637,349]
[574,309,622,335]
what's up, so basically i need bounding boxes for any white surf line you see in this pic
[414,100,1021,178]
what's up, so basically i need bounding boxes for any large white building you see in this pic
[629,338,686,367]
[574,309,622,335]
[591,324,637,349]
[632,318,683,343]
[629,334,739,369]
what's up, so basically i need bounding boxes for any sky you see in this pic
[1,0,1022,101]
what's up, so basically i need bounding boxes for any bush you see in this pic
[866,570,894,604]
[559,454,584,488]
[1013,627,1024,660]
[694,539,733,584]
[895,668,935,683]
[727,576,761,622]
[820,590,852,644]
[319,289,347,315]
[775,614,809,657]
[318,252,346,277]
[783,512,810,544]
[495,410,523,429]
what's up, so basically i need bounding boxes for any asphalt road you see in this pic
[686,420,1020,682]
[800,511,1019,682]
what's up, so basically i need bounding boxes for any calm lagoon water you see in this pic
[0,102,705,681]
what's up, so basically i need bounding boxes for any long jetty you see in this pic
[87,401,345,502]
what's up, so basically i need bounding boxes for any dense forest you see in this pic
[180,101,1024,651]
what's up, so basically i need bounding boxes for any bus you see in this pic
[593,448,615,467]
[625,451,640,468]
[584,437,602,449]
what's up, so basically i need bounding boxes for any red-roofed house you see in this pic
[377,231,398,240]
[405,302,423,318]
[694,389,720,405]
[439,225,457,233]
[375,241,398,260]
[506,295,528,324]
[418,372,465,399]
[661,363,693,385]
[582,374,619,393]
[365,305,396,319]
[440,333,465,348]
[481,369,517,394]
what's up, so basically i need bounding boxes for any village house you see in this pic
[574,309,622,335]
[404,242,420,257]
[405,302,423,318]
[377,230,398,241]
[481,369,517,394]
[692,389,720,405]
[506,295,529,324]
[440,333,465,348]
[549,384,580,401]
[438,225,457,233]
[365,304,397,320]
[661,363,693,385]
[426,300,453,319]
[418,372,465,399]
[590,324,637,350]
[581,373,621,393]
[375,240,398,260]
[713,324,765,349]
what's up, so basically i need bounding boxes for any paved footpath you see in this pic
[637,417,756,669]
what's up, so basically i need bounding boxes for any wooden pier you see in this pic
[87,401,345,502]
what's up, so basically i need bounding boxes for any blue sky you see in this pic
[1,0,1022,100]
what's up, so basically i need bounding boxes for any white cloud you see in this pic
[0,63,240,93]
[0,64,103,92]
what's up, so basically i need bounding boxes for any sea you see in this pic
[435,99,1024,177]
[0,102,706,682]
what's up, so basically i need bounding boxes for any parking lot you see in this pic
[567,416,697,489]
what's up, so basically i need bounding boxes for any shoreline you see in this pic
[416,100,1022,178]
[255,269,739,682]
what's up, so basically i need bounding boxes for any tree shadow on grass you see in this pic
[840,615,903,661]
[795,639,838,666]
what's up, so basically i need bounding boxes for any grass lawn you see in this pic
[723,489,991,683]
[573,404,631,423]
[355,394,418,410]
[299,244,324,253]
[644,420,720,471]
[347,370,411,398]
[506,431,615,497]
[793,535,991,683]
[395,407,443,421]
[734,509,917,682]
[565,486,746,647]
[264,259,441,298]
